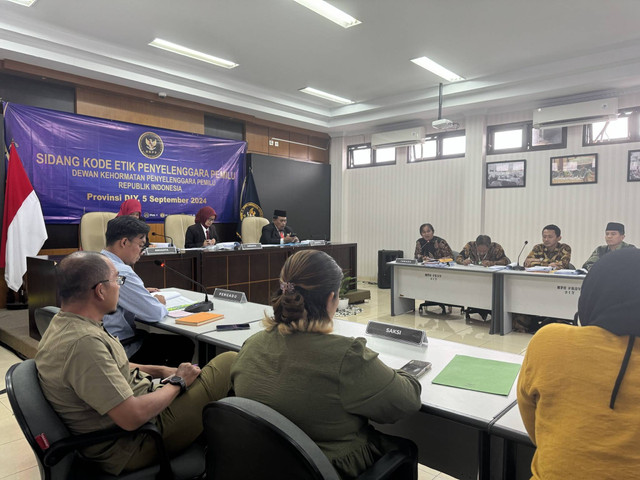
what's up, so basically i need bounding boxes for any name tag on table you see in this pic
[395,258,418,265]
[309,240,327,246]
[240,243,263,250]
[213,288,247,303]
[144,247,178,255]
[365,321,427,346]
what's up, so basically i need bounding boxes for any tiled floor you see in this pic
[0,282,531,480]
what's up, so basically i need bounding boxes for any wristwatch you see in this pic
[161,375,187,394]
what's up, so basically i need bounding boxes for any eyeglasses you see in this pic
[91,275,126,290]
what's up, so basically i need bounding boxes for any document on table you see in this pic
[154,291,196,311]
[432,354,521,396]
[525,266,553,272]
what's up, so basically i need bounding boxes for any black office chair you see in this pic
[34,306,60,337]
[5,360,205,480]
[202,397,418,480]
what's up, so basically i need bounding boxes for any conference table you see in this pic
[497,269,584,334]
[192,307,525,480]
[389,261,585,335]
[488,402,535,480]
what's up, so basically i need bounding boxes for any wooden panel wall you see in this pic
[76,88,205,134]
[245,122,330,164]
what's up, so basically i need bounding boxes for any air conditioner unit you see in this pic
[371,127,426,149]
[533,98,618,129]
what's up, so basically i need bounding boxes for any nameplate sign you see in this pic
[365,321,427,346]
[144,247,178,255]
[213,288,247,303]
[309,240,327,246]
[240,243,263,250]
[396,258,418,265]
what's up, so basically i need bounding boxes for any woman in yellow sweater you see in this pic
[517,248,640,479]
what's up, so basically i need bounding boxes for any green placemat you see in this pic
[431,354,521,396]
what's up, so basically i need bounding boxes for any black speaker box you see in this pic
[377,249,403,289]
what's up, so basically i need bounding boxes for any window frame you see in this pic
[347,143,397,169]
[407,130,466,163]
[582,108,640,146]
[487,121,567,154]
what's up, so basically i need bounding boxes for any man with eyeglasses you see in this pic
[35,251,236,475]
[102,216,194,365]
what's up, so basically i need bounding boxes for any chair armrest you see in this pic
[43,422,175,479]
[355,450,412,480]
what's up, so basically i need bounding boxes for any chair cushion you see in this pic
[241,217,269,244]
[164,215,195,249]
[80,212,117,252]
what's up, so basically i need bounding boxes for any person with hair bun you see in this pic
[231,250,422,479]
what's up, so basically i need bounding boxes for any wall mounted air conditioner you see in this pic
[533,98,618,129]
[371,127,426,149]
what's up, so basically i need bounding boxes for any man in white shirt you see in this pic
[102,216,194,365]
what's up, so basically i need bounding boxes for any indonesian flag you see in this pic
[0,144,48,291]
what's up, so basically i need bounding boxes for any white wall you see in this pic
[332,94,640,281]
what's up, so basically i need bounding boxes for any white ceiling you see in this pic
[2,0,640,136]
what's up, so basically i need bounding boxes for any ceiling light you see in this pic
[6,0,38,6]
[149,38,238,69]
[293,0,361,28]
[299,87,354,105]
[411,56,464,82]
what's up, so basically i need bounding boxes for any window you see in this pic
[347,144,397,168]
[583,109,640,145]
[487,122,566,154]
[408,131,466,163]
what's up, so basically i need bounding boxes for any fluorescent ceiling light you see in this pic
[293,0,361,28]
[411,56,464,82]
[149,38,238,69]
[6,0,38,6]
[299,87,354,105]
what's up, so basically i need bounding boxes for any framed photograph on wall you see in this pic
[628,150,640,182]
[486,159,526,189]
[550,154,597,186]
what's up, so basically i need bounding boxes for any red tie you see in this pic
[206,230,210,240]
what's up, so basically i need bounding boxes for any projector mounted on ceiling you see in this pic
[432,83,459,130]
[432,118,455,130]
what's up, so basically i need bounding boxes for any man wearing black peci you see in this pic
[260,209,300,244]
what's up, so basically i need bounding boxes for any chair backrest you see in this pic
[164,215,195,249]
[79,212,117,252]
[5,360,75,480]
[202,397,340,480]
[241,217,269,244]
[34,306,60,337]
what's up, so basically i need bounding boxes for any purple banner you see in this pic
[3,102,246,223]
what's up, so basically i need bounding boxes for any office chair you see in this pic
[240,217,269,244]
[79,212,117,252]
[34,306,60,337]
[164,214,195,249]
[5,360,205,480]
[203,396,417,480]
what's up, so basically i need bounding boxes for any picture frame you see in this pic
[486,159,526,189]
[628,150,640,182]
[550,154,597,186]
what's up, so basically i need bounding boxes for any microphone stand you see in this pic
[512,240,529,271]
[151,232,174,247]
[154,260,213,312]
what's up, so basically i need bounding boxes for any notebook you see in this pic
[175,312,225,326]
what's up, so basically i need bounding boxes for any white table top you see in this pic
[200,317,523,426]
[490,401,533,446]
[137,288,271,337]
[391,261,497,275]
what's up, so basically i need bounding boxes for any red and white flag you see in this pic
[0,144,48,291]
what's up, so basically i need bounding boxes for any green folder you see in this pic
[431,354,521,396]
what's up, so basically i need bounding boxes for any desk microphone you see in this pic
[154,260,213,312]
[151,232,174,246]
[512,240,529,271]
